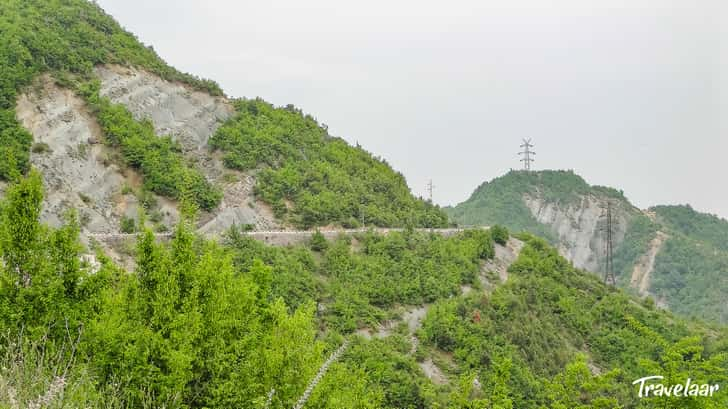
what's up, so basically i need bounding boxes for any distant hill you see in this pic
[446,170,728,323]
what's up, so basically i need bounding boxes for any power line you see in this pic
[518,138,535,171]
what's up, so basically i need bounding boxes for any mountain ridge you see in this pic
[446,169,728,323]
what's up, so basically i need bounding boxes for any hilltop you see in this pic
[446,169,728,323]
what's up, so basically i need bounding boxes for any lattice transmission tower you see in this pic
[426,179,434,203]
[518,138,535,171]
[601,201,617,286]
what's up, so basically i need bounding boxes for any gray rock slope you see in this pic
[13,66,278,237]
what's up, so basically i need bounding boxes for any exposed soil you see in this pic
[630,231,668,296]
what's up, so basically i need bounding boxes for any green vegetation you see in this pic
[309,230,329,252]
[612,213,659,281]
[308,336,436,408]
[224,229,321,311]
[644,205,728,322]
[447,170,728,323]
[120,216,136,234]
[30,142,51,154]
[419,234,728,408]
[0,0,222,181]
[76,80,222,211]
[0,173,324,408]
[2,2,727,406]
[490,224,509,245]
[226,227,494,332]
[318,229,493,331]
[653,204,728,252]
[209,99,448,228]
[650,234,728,322]
[0,174,726,408]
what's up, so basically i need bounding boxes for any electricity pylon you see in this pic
[427,179,434,203]
[601,201,617,286]
[518,138,535,171]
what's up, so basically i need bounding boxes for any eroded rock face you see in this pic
[16,76,128,233]
[197,174,279,234]
[94,65,278,232]
[479,236,524,293]
[95,65,234,153]
[13,67,278,238]
[630,231,669,297]
[523,193,629,272]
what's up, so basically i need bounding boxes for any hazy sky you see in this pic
[96,0,726,218]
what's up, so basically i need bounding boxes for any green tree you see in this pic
[543,355,620,409]
[490,225,509,246]
[309,230,328,252]
[0,170,44,285]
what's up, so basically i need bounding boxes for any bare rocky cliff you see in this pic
[94,65,233,157]
[13,65,278,239]
[522,191,671,301]
[95,65,278,233]
[523,193,629,272]
[16,75,128,233]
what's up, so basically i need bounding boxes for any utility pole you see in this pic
[518,138,535,171]
[602,201,617,286]
[427,179,434,203]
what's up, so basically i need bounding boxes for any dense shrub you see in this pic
[309,230,329,252]
[419,234,728,408]
[0,175,726,408]
[653,204,728,251]
[120,216,136,234]
[490,224,509,245]
[320,229,494,331]
[0,175,324,408]
[446,170,625,239]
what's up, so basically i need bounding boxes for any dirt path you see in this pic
[419,358,448,385]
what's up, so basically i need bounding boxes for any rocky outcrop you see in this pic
[523,193,629,272]
[15,76,131,233]
[94,64,278,232]
[12,66,279,237]
[481,237,524,285]
[95,65,233,154]
[197,173,278,233]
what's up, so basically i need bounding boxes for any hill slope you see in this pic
[447,170,728,323]
[2,173,727,408]
[1,0,447,239]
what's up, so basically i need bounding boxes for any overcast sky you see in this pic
[96,0,726,218]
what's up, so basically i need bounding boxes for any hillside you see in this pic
[1,174,726,408]
[1,0,447,238]
[446,170,728,323]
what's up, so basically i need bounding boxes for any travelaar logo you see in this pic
[633,376,720,398]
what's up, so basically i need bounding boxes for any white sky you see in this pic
[96,0,727,218]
